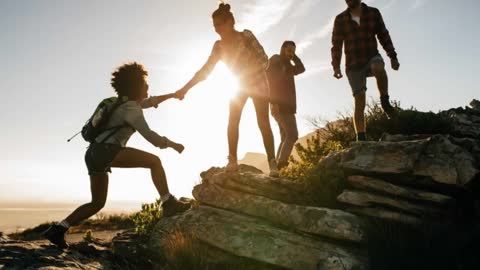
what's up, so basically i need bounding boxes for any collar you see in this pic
[346,2,368,17]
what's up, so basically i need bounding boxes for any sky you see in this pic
[1,0,479,205]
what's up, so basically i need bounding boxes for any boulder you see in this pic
[150,206,366,270]
[329,135,478,187]
[201,169,307,205]
[193,183,365,242]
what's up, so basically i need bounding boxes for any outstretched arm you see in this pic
[140,93,176,109]
[176,42,221,99]
[125,104,183,153]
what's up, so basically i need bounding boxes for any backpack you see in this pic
[80,96,128,143]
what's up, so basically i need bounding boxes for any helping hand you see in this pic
[174,88,187,100]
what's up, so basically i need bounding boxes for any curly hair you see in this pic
[110,62,148,100]
[212,2,235,24]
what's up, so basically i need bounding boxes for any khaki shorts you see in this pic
[346,54,385,96]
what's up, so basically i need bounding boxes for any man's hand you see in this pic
[391,58,400,71]
[333,68,343,79]
[174,88,187,100]
[169,142,185,154]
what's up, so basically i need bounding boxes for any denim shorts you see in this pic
[85,143,123,175]
[346,54,385,96]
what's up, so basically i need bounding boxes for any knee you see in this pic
[91,200,106,211]
[371,63,386,77]
[147,155,162,169]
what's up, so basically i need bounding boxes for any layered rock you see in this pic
[327,134,478,187]
[193,182,364,242]
[150,206,366,270]
[144,169,368,270]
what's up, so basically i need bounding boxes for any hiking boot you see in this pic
[380,96,397,119]
[225,155,239,173]
[162,196,191,217]
[269,159,279,177]
[43,224,69,249]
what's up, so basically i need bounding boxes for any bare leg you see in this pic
[228,95,248,159]
[371,62,388,96]
[111,147,170,196]
[65,173,108,226]
[353,91,366,134]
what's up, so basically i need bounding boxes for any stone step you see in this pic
[151,206,367,270]
[193,183,365,243]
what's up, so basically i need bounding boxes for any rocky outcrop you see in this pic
[0,237,115,270]
[333,135,478,187]
[141,169,368,270]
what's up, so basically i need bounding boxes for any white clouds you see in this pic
[236,0,296,34]
[411,0,429,9]
[296,16,336,53]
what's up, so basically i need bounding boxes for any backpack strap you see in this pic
[96,99,129,144]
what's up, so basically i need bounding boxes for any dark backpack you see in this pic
[81,96,128,143]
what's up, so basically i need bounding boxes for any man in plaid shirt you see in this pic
[331,0,400,141]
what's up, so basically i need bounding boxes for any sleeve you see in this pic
[291,55,306,75]
[375,9,397,59]
[139,96,157,109]
[331,15,344,70]
[124,103,171,149]
[244,30,269,70]
[192,41,222,82]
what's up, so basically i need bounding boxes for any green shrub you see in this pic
[312,100,453,145]
[282,131,346,208]
[132,199,163,236]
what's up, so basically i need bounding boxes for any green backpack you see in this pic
[79,96,128,143]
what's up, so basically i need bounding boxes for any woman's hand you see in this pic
[174,88,188,100]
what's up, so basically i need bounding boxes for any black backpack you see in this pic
[80,96,128,143]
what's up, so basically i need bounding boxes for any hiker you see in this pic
[331,0,400,141]
[44,62,191,249]
[174,3,279,177]
[267,41,305,170]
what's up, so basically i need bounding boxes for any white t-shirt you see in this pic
[351,14,361,25]
[95,97,170,148]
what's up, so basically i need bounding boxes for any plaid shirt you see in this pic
[194,29,269,97]
[331,3,397,72]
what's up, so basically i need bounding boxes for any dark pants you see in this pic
[271,106,298,163]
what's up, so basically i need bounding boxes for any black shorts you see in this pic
[85,143,123,175]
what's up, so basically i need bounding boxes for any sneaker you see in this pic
[225,155,239,172]
[269,159,279,177]
[43,224,69,249]
[162,196,191,217]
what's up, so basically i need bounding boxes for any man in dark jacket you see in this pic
[331,0,400,141]
[268,41,305,169]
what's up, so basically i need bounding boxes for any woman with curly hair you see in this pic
[43,62,191,249]
[175,3,279,177]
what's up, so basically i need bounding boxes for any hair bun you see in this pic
[219,3,231,12]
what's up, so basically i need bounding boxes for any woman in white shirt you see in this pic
[44,62,190,249]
